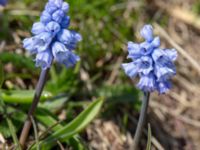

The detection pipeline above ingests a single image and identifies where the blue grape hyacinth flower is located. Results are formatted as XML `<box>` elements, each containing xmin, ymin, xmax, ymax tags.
<box><xmin>0</xmin><ymin>0</ymin><xmax>7</xmax><ymax>6</ymax></box>
<box><xmin>122</xmin><ymin>25</ymin><xmax>177</xmax><ymax>94</ymax></box>
<box><xmin>23</xmin><ymin>0</ymin><xmax>82</xmax><ymax>70</ymax></box>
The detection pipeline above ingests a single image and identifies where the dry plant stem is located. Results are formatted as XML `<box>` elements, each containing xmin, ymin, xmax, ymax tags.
<box><xmin>19</xmin><ymin>68</ymin><xmax>50</xmax><ymax>148</ymax></box>
<box><xmin>133</xmin><ymin>92</ymin><xmax>150</xmax><ymax>150</ymax></box>
<box><xmin>154</xmin><ymin>23</ymin><xmax>200</xmax><ymax>75</ymax></box>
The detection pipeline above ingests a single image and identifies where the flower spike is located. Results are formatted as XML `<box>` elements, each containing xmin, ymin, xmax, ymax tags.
<box><xmin>122</xmin><ymin>24</ymin><xmax>177</xmax><ymax>94</ymax></box>
<box><xmin>23</xmin><ymin>0</ymin><xmax>81</xmax><ymax>70</ymax></box>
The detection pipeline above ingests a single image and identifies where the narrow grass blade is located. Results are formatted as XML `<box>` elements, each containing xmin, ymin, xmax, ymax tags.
<box><xmin>0</xmin><ymin>61</ymin><xmax>4</xmax><ymax>88</ymax></box>
<box><xmin>30</xmin><ymin>117</ymin><xmax>40</xmax><ymax>150</ymax></box>
<box><xmin>6</xmin><ymin>115</ymin><xmax>22</xmax><ymax>150</ymax></box>
<box><xmin>146</xmin><ymin>123</ymin><xmax>152</xmax><ymax>150</ymax></box>
<box><xmin>0</xmin><ymin>97</ymin><xmax>21</xmax><ymax>150</ymax></box>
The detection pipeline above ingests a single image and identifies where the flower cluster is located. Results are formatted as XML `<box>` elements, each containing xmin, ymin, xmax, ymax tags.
<box><xmin>122</xmin><ymin>25</ymin><xmax>177</xmax><ymax>94</ymax></box>
<box><xmin>0</xmin><ymin>0</ymin><xmax>7</xmax><ymax>6</ymax></box>
<box><xmin>23</xmin><ymin>0</ymin><xmax>82</xmax><ymax>70</ymax></box>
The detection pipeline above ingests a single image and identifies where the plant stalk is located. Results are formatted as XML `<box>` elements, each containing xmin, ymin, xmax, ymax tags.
<box><xmin>19</xmin><ymin>68</ymin><xmax>50</xmax><ymax>148</ymax></box>
<box><xmin>133</xmin><ymin>92</ymin><xmax>150</xmax><ymax>149</ymax></box>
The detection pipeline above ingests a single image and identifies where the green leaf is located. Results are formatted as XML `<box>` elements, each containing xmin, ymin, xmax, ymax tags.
<box><xmin>33</xmin><ymin>97</ymin><xmax>104</xmax><ymax>149</ymax></box>
<box><xmin>48</xmin><ymin>97</ymin><xmax>104</xmax><ymax>141</ymax></box>
<box><xmin>68</xmin><ymin>136</ymin><xmax>88</xmax><ymax>150</ymax></box>
<box><xmin>39</xmin><ymin>96</ymin><xmax>68</xmax><ymax>113</ymax></box>
<box><xmin>146</xmin><ymin>123</ymin><xmax>152</xmax><ymax>150</ymax></box>
<box><xmin>0</xmin><ymin>62</ymin><xmax>4</xmax><ymax>88</ymax></box>
<box><xmin>1</xmin><ymin>90</ymin><xmax>52</xmax><ymax>104</ymax></box>
<box><xmin>34</xmin><ymin>108</ymin><xmax>87</xmax><ymax>150</ymax></box>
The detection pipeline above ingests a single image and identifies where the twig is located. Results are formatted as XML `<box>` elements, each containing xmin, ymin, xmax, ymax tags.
<box><xmin>8</xmin><ymin>10</ymin><xmax>40</xmax><ymax>16</ymax></box>
<box><xmin>155</xmin><ymin>1</ymin><xmax>200</xmax><ymax>30</ymax></box>
<box><xmin>19</xmin><ymin>68</ymin><xmax>50</xmax><ymax>149</ymax></box>
<box><xmin>150</xmin><ymin>101</ymin><xmax>200</xmax><ymax>128</ymax></box>
<box><xmin>132</xmin><ymin>92</ymin><xmax>150</xmax><ymax>149</ymax></box>
<box><xmin>169</xmin><ymin>92</ymin><xmax>197</xmax><ymax>108</ymax></box>
<box><xmin>154</xmin><ymin>23</ymin><xmax>200</xmax><ymax>75</ymax></box>
<box><xmin>110</xmin><ymin>1</ymin><xmax>142</xmax><ymax>11</ymax></box>
<box><xmin>107</xmin><ymin>56</ymin><xmax>124</xmax><ymax>85</ymax></box>
<box><xmin>174</xmin><ymin>75</ymin><xmax>200</xmax><ymax>95</ymax></box>
<box><xmin>38</xmin><ymin>120</ymin><xmax>63</xmax><ymax>140</ymax></box>
<box><xmin>57</xmin><ymin>141</ymin><xmax>65</xmax><ymax>150</ymax></box>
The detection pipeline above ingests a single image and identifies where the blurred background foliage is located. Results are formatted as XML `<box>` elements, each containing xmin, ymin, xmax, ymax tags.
<box><xmin>1</xmin><ymin>0</ymin><xmax>200</xmax><ymax>149</ymax></box>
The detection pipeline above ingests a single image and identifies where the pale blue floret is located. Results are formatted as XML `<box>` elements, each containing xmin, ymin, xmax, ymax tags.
<box><xmin>46</xmin><ymin>21</ymin><xmax>61</xmax><ymax>35</ymax></box>
<box><xmin>156</xmin><ymin>81</ymin><xmax>172</xmax><ymax>94</ymax></box>
<box><xmin>140</xmin><ymin>24</ymin><xmax>154</xmax><ymax>42</ymax></box>
<box><xmin>152</xmin><ymin>49</ymin><xmax>176</xmax><ymax>81</ymax></box>
<box><xmin>55</xmin><ymin>51</ymin><xmax>80</xmax><ymax>68</ymax></box>
<box><xmin>164</xmin><ymin>49</ymin><xmax>177</xmax><ymax>61</ymax></box>
<box><xmin>127</xmin><ymin>42</ymin><xmax>141</xmax><ymax>59</ymax></box>
<box><xmin>57</xmin><ymin>29</ymin><xmax>82</xmax><ymax>50</ymax></box>
<box><xmin>122</xmin><ymin>56</ymin><xmax>153</xmax><ymax>78</ymax></box>
<box><xmin>23</xmin><ymin>38</ymin><xmax>38</xmax><ymax>54</ymax></box>
<box><xmin>136</xmin><ymin>56</ymin><xmax>153</xmax><ymax>75</ymax></box>
<box><xmin>40</xmin><ymin>11</ymin><xmax>52</xmax><ymax>24</ymax></box>
<box><xmin>122</xmin><ymin>24</ymin><xmax>177</xmax><ymax>94</ymax></box>
<box><xmin>23</xmin><ymin>0</ymin><xmax>81</xmax><ymax>70</ymax></box>
<box><xmin>121</xmin><ymin>62</ymin><xmax>138</xmax><ymax>78</ymax></box>
<box><xmin>35</xmin><ymin>50</ymin><xmax>53</xmax><ymax>70</ymax></box>
<box><xmin>61</xmin><ymin>2</ymin><xmax>69</xmax><ymax>12</ymax></box>
<box><xmin>60</xmin><ymin>16</ymin><xmax>70</xmax><ymax>28</ymax></box>
<box><xmin>31</xmin><ymin>22</ymin><xmax>46</xmax><ymax>35</ymax></box>
<box><xmin>52</xmin><ymin>10</ymin><xmax>65</xmax><ymax>23</ymax></box>
<box><xmin>33</xmin><ymin>32</ymin><xmax>53</xmax><ymax>51</ymax></box>
<box><xmin>52</xmin><ymin>42</ymin><xmax>80</xmax><ymax>68</ymax></box>
<box><xmin>137</xmin><ymin>73</ymin><xmax>156</xmax><ymax>92</ymax></box>
<box><xmin>50</xmin><ymin>0</ymin><xmax>62</xmax><ymax>8</ymax></box>
<box><xmin>127</xmin><ymin>37</ymin><xmax>160</xmax><ymax>59</ymax></box>
<box><xmin>45</xmin><ymin>3</ymin><xmax>58</xmax><ymax>14</ymax></box>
